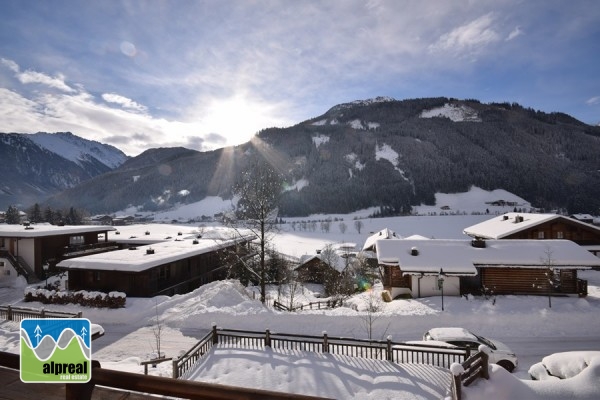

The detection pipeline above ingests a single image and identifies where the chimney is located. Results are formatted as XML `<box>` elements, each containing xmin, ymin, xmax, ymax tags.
<box><xmin>410</xmin><ymin>247</ymin><xmax>419</xmax><ymax>256</ymax></box>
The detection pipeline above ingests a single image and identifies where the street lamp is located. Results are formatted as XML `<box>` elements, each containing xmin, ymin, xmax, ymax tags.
<box><xmin>43</xmin><ymin>262</ymin><xmax>49</xmax><ymax>288</ymax></box>
<box><xmin>437</xmin><ymin>268</ymin><xmax>446</xmax><ymax>311</ymax></box>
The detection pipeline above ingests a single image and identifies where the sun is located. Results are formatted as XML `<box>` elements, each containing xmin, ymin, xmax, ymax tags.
<box><xmin>200</xmin><ymin>95</ymin><xmax>289</xmax><ymax>147</ymax></box>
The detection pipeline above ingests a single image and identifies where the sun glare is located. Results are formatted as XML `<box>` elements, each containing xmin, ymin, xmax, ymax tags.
<box><xmin>201</xmin><ymin>95</ymin><xmax>287</xmax><ymax>147</ymax></box>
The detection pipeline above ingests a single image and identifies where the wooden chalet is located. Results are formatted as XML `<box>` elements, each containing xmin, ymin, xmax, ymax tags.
<box><xmin>0</xmin><ymin>223</ymin><xmax>116</xmax><ymax>284</ymax></box>
<box><xmin>463</xmin><ymin>212</ymin><xmax>600</xmax><ymax>247</ymax></box>
<box><xmin>374</xmin><ymin>238</ymin><xmax>599</xmax><ymax>299</ymax></box>
<box><xmin>57</xmin><ymin>227</ymin><xmax>255</xmax><ymax>297</ymax></box>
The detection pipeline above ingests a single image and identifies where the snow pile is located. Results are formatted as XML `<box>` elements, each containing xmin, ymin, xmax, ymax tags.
<box><xmin>161</xmin><ymin>280</ymin><xmax>268</xmax><ymax>324</ymax></box>
<box><xmin>529</xmin><ymin>351</ymin><xmax>600</xmax><ymax>380</ymax></box>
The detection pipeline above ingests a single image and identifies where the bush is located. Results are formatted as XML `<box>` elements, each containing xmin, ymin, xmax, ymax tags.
<box><xmin>24</xmin><ymin>288</ymin><xmax>126</xmax><ymax>308</ymax></box>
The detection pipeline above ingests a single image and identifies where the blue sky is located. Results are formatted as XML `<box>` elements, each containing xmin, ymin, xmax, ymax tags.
<box><xmin>1</xmin><ymin>1</ymin><xmax>599</xmax><ymax>156</ymax></box>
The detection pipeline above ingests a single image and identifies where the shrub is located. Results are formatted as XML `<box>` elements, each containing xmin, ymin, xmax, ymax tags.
<box><xmin>23</xmin><ymin>288</ymin><xmax>126</xmax><ymax>308</ymax></box>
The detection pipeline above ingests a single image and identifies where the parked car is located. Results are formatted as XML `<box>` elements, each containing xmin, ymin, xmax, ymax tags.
<box><xmin>423</xmin><ymin>327</ymin><xmax>518</xmax><ymax>372</ymax></box>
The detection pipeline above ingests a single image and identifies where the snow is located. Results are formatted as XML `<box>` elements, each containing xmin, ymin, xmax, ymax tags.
<box><xmin>312</xmin><ymin>134</ymin><xmax>330</xmax><ymax>148</ymax></box>
<box><xmin>375</xmin><ymin>142</ymin><xmax>409</xmax><ymax>180</ymax></box>
<box><xmin>28</xmin><ymin>132</ymin><xmax>126</xmax><ymax>168</ymax></box>
<box><xmin>419</xmin><ymin>103</ymin><xmax>481</xmax><ymax>122</ymax></box>
<box><xmin>1</xmin><ymin>267</ymin><xmax>600</xmax><ymax>399</ymax></box>
<box><xmin>417</xmin><ymin>186</ymin><xmax>531</xmax><ymax>215</ymax></box>
<box><xmin>285</xmin><ymin>178</ymin><xmax>309</xmax><ymax>192</ymax></box>
<box><xmin>3</xmin><ymin>189</ymin><xmax>600</xmax><ymax>398</ymax></box>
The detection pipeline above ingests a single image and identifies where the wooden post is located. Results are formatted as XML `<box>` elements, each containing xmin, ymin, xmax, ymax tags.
<box><xmin>7</xmin><ymin>305</ymin><xmax>12</xmax><ymax>321</ymax></box>
<box><xmin>454</xmin><ymin>373</ymin><xmax>462</xmax><ymax>400</ymax></box>
<box><xmin>172</xmin><ymin>357</ymin><xmax>179</xmax><ymax>379</ymax></box>
<box><xmin>323</xmin><ymin>331</ymin><xmax>328</xmax><ymax>353</ymax></box>
<box><xmin>265</xmin><ymin>329</ymin><xmax>271</xmax><ymax>347</ymax></box>
<box><xmin>386</xmin><ymin>336</ymin><xmax>392</xmax><ymax>361</ymax></box>
<box><xmin>40</xmin><ymin>308</ymin><xmax>45</xmax><ymax>318</ymax></box>
<box><xmin>212</xmin><ymin>323</ymin><xmax>218</xmax><ymax>345</ymax></box>
<box><xmin>481</xmin><ymin>351</ymin><xmax>490</xmax><ymax>380</ymax></box>
<box><xmin>66</xmin><ymin>360</ymin><xmax>100</xmax><ymax>400</ymax></box>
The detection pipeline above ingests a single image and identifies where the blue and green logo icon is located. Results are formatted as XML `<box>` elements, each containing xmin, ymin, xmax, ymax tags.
<box><xmin>20</xmin><ymin>318</ymin><xmax>91</xmax><ymax>383</ymax></box>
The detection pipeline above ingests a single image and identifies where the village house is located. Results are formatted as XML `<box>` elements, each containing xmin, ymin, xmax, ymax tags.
<box><xmin>374</xmin><ymin>238</ymin><xmax>600</xmax><ymax>300</ymax></box>
<box><xmin>57</xmin><ymin>226</ymin><xmax>255</xmax><ymax>297</ymax></box>
<box><xmin>463</xmin><ymin>213</ymin><xmax>600</xmax><ymax>257</ymax></box>
<box><xmin>0</xmin><ymin>223</ymin><xmax>116</xmax><ymax>284</ymax></box>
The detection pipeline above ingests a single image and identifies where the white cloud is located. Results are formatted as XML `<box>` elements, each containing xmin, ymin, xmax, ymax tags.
<box><xmin>0</xmin><ymin>58</ymin><xmax>19</xmax><ymax>73</ymax></box>
<box><xmin>586</xmin><ymin>96</ymin><xmax>600</xmax><ymax>105</ymax></box>
<box><xmin>16</xmin><ymin>70</ymin><xmax>75</xmax><ymax>93</ymax></box>
<box><xmin>102</xmin><ymin>93</ymin><xmax>148</xmax><ymax>113</ymax></box>
<box><xmin>429</xmin><ymin>13</ymin><xmax>500</xmax><ymax>56</ymax></box>
<box><xmin>506</xmin><ymin>26</ymin><xmax>523</xmax><ymax>41</ymax></box>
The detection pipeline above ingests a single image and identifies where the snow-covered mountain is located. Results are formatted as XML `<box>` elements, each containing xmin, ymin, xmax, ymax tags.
<box><xmin>0</xmin><ymin>132</ymin><xmax>128</xmax><ymax>209</ymax></box>
<box><xmin>28</xmin><ymin>132</ymin><xmax>126</xmax><ymax>169</ymax></box>
<box><xmin>30</xmin><ymin>97</ymin><xmax>600</xmax><ymax>216</ymax></box>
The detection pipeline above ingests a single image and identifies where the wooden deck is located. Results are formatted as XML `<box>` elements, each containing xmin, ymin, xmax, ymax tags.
<box><xmin>0</xmin><ymin>366</ymin><xmax>161</xmax><ymax>400</ymax></box>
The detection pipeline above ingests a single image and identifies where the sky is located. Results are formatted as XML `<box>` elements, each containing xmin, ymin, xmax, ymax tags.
<box><xmin>1</xmin><ymin>1</ymin><xmax>599</xmax><ymax>156</ymax></box>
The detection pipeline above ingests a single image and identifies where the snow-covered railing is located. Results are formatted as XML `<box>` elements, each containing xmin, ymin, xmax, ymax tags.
<box><xmin>0</xmin><ymin>305</ymin><xmax>81</xmax><ymax>322</ymax></box>
<box><xmin>173</xmin><ymin>325</ymin><xmax>469</xmax><ymax>379</ymax></box>
<box><xmin>450</xmin><ymin>345</ymin><xmax>490</xmax><ymax>400</ymax></box>
<box><xmin>273</xmin><ymin>299</ymin><xmax>343</xmax><ymax>312</ymax></box>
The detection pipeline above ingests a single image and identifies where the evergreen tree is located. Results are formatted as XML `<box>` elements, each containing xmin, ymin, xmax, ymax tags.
<box><xmin>29</xmin><ymin>203</ymin><xmax>43</xmax><ymax>223</ymax></box>
<box><xmin>5</xmin><ymin>205</ymin><xmax>21</xmax><ymax>224</ymax></box>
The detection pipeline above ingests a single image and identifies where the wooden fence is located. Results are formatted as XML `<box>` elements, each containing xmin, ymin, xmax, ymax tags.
<box><xmin>0</xmin><ymin>305</ymin><xmax>82</xmax><ymax>322</ymax></box>
<box><xmin>273</xmin><ymin>299</ymin><xmax>344</xmax><ymax>312</ymax></box>
<box><xmin>451</xmin><ymin>350</ymin><xmax>490</xmax><ymax>400</ymax></box>
<box><xmin>173</xmin><ymin>325</ymin><xmax>468</xmax><ymax>379</ymax></box>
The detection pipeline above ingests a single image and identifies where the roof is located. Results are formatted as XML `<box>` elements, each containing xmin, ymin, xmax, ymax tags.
<box><xmin>58</xmin><ymin>226</ymin><xmax>255</xmax><ymax>272</ymax></box>
<box><xmin>463</xmin><ymin>212</ymin><xmax>600</xmax><ymax>239</ymax></box>
<box><xmin>104</xmin><ymin>224</ymin><xmax>245</xmax><ymax>245</ymax></box>
<box><xmin>0</xmin><ymin>223</ymin><xmax>115</xmax><ymax>238</ymax></box>
<box><xmin>362</xmin><ymin>228</ymin><xmax>400</xmax><ymax>251</ymax></box>
<box><xmin>375</xmin><ymin>239</ymin><xmax>600</xmax><ymax>276</ymax></box>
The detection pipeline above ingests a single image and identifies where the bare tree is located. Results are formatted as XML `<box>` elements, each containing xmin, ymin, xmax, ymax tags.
<box><xmin>150</xmin><ymin>300</ymin><xmax>163</xmax><ymax>360</ymax></box>
<box><xmin>233</xmin><ymin>159</ymin><xmax>283</xmax><ymax>303</ymax></box>
<box><xmin>339</xmin><ymin>222</ymin><xmax>347</xmax><ymax>234</ymax></box>
<box><xmin>354</xmin><ymin>220</ymin><xmax>364</xmax><ymax>234</ymax></box>
<box><xmin>359</xmin><ymin>290</ymin><xmax>389</xmax><ymax>340</ymax></box>
<box><xmin>539</xmin><ymin>247</ymin><xmax>560</xmax><ymax>308</ymax></box>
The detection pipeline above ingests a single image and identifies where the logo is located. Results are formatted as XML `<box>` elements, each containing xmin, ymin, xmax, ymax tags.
<box><xmin>20</xmin><ymin>318</ymin><xmax>91</xmax><ymax>383</ymax></box>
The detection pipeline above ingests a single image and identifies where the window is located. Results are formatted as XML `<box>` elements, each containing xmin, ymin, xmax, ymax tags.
<box><xmin>94</xmin><ymin>271</ymin><xmax>101</xmax><ymax>281</ymax></box>
<box><xmin>70</xmin><ymin>235</ymin><xmax>85</xmax><ymax>245</ymax></box>
<box><xmin>537</xmin><ymin>231</ymin><xmax>545</xmax><ymax>239</ymax></box>
<box><xmin>556</xmin><ymin>231</ymin><xmax>564</xmax><ymax>239</ymax></box>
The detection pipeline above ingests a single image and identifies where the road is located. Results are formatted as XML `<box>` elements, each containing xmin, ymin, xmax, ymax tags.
<box><xmin>506</xmin><ymin>336</ymin><xmax>600</xmax><ymax>378</ymax></box>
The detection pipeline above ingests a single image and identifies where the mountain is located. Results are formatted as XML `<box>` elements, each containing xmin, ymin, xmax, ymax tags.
<box><xmin>44</xmin><ymin>98</ymin><xmax>600</xmax><ymax>216</ymax></box>
<box><xmin>0</xmin><ymin>132</ymin><xmax>128</xmax><ymax>209</ymax></box>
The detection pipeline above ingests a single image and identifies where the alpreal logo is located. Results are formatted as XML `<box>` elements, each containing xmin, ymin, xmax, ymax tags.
<box><xmin>20</xmin><ymin>318</ymin><xmax>91</xmax><ymax>383</ymax></box>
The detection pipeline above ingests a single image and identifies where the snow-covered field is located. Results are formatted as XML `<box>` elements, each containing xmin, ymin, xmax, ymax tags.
<box><xmin>1</xmin><ymin>188</ymin><xmax>599</xmax><ymax>399</ymax></box>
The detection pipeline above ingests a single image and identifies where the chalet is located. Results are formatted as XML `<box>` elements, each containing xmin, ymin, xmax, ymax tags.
<box><xmin>295</xmin><ymin>243</ymin><xmax>361</xmax><ymax>284</ymax></box>
<box><xmin>57</xmin><ymin>227</ymin><xmax>255</xmax><ymax>297</ymax></box>
<box><xmin>0</xmin><ymin>223</ymin><xmax>116</xmax><ymax>284</ymax></box>
<box><xmin>374</xmin><ymin>238</ymin><xmax>599</xmax><ymax>299</ymax></box>
<box><xmin>463</xmin><ymin>212</ymin><xmax>600</xmax><ymax>245</ymax></box>
<box><xmin>362</xmin><ymin>228</ymin><xmax>400</xmax><ymax>252</ymax></box>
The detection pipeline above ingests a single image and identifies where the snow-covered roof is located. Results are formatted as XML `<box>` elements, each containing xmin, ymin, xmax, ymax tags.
<box><xmin>362</xmin><ymin>228</ymin><xmax>400</xmax><ymax>251</ymax></box>
<box><xmin>463</xmin><ymin>212</ymin><xmax>600</xmax><ymax>239</ymax></box>
<box><xmin>57</xmin><ymin>233</ymin><xmax>252</xmax><ymax>273</ymax></box>
<box><xmin>0</xmin><ymin>223</ymin><xmax>115</xmax><ymax>238</ymax></box>
<box><xmin>104</xmin><ymin>224</ymin><xmax>245</xmax><ymax>245</ymax></box>
<box><xmin>375</xmin><ymin>239</ymin><xmax>600</xmax><ymax>276</ymax></box>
